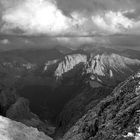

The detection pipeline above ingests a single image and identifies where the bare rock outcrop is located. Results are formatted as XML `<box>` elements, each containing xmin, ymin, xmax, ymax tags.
<box><xmin>55</xmin><ymin>54</ymin><xmax>87</xmax><ymax>78</ymax></box>
<box><xmin>87</xmin><ymin>53</ymin><xmax>140</xmax><ymax>86</ymax></box>
<box><xmin>0</xmin><ymin>115</ymin><xmax>52</xmax><ymax>140</ymax></box>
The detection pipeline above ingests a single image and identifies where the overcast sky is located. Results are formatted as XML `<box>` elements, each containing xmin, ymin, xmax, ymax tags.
<box><xmin>0</xmin><ymin>0</ymin><xmax>140</xmax><ymax>36</ymax></box>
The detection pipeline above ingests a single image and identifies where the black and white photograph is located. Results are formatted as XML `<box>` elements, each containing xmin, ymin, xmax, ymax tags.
<box><xmin>0</xmin><ymin>0</ymin><xmax>140</xmax><ymax>140</ymax></box>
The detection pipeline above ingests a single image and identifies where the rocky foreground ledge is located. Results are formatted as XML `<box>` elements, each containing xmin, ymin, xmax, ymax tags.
<box><xmin>0</xmin><ymin>115</ymin><xmax>52</xmax><ymax>140</ymax></box>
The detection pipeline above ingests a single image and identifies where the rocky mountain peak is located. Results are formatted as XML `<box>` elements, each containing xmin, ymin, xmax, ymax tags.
<box><xmin>55</xmin><ymin>54</ymin><xmax>87</xmax><ymax>78</ymax></box>
<box><xmin>86</xmin><ymin>53</ymin><xmax>140</xmax><ymax>86</ymax></box>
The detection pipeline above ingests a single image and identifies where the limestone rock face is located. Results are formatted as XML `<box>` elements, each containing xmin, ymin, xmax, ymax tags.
<box><xmin>63</xmin><ymin>71</ymin><xmax>140</xmax><ymax>140</ymax></box>
<box><xmin>0</xmin><ymin>115</ymin><xmax>52</xmax><ymax>140</ymax></box>
<box><xmin>55</xmin><ymin>54</ymin><xmax>87</xmax><ymax>78</ymax></box>
<box><xmin>87</xmin><ymin>53</ymin><xmax>140</xmax><ymax>86</ymax></box>
<box><xmin>52</xmin><ymin>52</ymin><xmax>140</xmax><ymax>87</ymax></box>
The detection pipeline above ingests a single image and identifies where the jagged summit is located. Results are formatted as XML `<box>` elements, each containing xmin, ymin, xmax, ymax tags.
<box><xmin>52</xmin><ymin>52</ymin><xmax>140</xmax><ymax>87</ymax></box>
<box><xmin>87</xmin><ymin>53</ymin><xmax>140</xmax><ymax>86</ymax></box>
<box><xmin>54</xmin><ymin>54</ymin><xmax>87</xmax><ymax>78</ymax></box>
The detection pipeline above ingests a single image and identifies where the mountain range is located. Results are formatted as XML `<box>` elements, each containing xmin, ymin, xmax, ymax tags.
<box><xmin>0</xmin><ymin>46</ymin><xmax>139</xmax><ymax>139</ymax></box>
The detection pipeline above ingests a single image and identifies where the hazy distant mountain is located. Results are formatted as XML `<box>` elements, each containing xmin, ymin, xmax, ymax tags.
<box><xmin>121</xmin><ymin>49</ymin><xmax>140</xmax><ymax>59</ymax></box>
<box><xmin>0</xmin><ymin>35</ymin><xmax>72</xmax><ymax>54</ymax></box>
<box><xmin>0</xmin><ymin>48</ymin><xmax>63</xmax><ymax>63</ymax></box>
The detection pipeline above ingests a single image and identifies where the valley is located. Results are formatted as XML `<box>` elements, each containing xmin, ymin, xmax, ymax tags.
<box><xmin>0</xmin><ymin>47</ymin><xmax>139</xmax><ymax>139</ymax></box>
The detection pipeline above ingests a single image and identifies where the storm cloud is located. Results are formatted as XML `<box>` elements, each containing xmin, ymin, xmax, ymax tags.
<box><xmin>0</xmin><ymin>0</ymin><xmax>140</xmax><ymax>35</ymax></box>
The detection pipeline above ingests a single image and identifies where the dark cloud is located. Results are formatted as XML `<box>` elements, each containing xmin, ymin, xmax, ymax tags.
<box><xmin>56</xmin><ymin>0</ymin><xmax>133</xmax><ymax>15</ymax></box>
<box><xmin>1</xmin><ymin>0</ymin><xmax>140</xmax><ymax>18</ymax></box>
<box><xmin>124</xmin><ymin>9</ymin><xmax>140</xmax><ymax>21</ymax></box>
